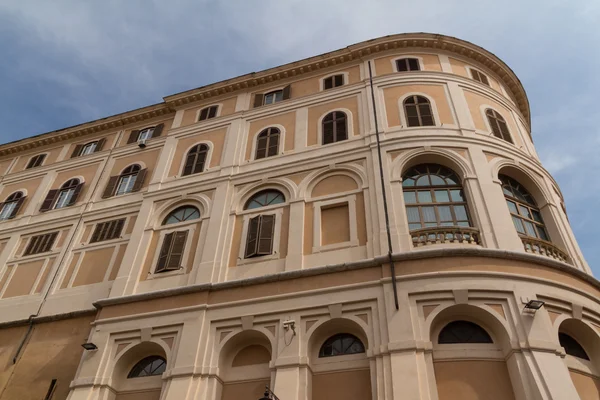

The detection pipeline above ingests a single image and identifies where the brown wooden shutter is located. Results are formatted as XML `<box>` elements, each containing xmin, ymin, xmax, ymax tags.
<box><xmin>39</xmin><ymin>190</ymin><xmax>58</xmax><ymax>212</ymax></box>
<box><xmin>95</xmin><ymin>138</ymin><xmax>106</xmax><ymax>152</ymax></box>
<box><xmin>67</xmin><ymin>183</ymin><xmax>84</xmax><ymax>206</ymax></box>
<box><xmin>127</xmin><ymin>130</ymin><xmax>139</xmax><ymax>144</ymax></box>
<box><xmin>151</xmin><ymin>123</ymin><xmax>164</xmax><ymax>138</ymax></box>
<box><xmin>8</xmin><ymin>196</ymin><xmax>26</xmax><ymax>219</ymax></box>
<box><xmin>102</xmin><ymin>176</ymin><xmax>119</xmax><ymax>199</ymax></box>
<box><xmin>199</xmin><ymin>108</ymin><xmax>208</xmax><ymax>121</ymax></box>
<box><xmin>166</xmin><ymin>231</ymin><xmax>187</xmax><ymax>271</ymax></box>
<box><xmin>324</xmin><ymin>77</ymin><xmax>333</xmax><ymax>90</ymax></box>
<box><xmin>267</xmin><ymin>132</ymin><xmax>279</xmax><ymax>157</ymax></box>
<box><xmin>255</xmin><ymin>134</ymin><xmax>268</xmax><ymax>159</ymax></box>
<box><xmin>245</xmin><ymin>216</ymin><xmax>260</xmax><ymax>258</ymax></box>
<box><xmin>156</xmin><ymin>232</ymin><xmax>174</xmax><ymax>272</ymax></box>
<box><xmin>257</xmin><ymin>214</ymin><xmax>275</xmax><ymax>255</ymax></box>
<box><xmin>253</xmin><ymin>94</ymin><xmax>264</xmax><ymax>108</ymax></box>
<box><xmin>71</xmin><ymin>145</ymin><xmax>83</xmax><ymax>158</ymax></box>
<box><xmin>282</xmin><ymin>85</ymin><xmax>291</xmax><ymax>100</ymax></box>
<box><xmin>131</xmin><ymin>169</ymin><xmax>147</xmax><ymax>192</ymax></box>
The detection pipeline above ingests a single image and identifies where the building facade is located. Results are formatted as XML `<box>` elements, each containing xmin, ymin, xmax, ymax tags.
<box><xmin>0</xmin><ymin>33</ymin><xmax>597</xmax><ymax>400</ymax></box>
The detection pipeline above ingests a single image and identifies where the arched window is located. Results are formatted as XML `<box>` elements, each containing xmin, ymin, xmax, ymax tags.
<box><xmin>155</xmin><ymin>206</ymin><xmax>200</xmax><ymax>273</ymax></box>
<box><xmin>243</xmin><ymin>190</ymin><xmax>285</xmax><ymax>258</ymax></box>
<box><xmin>244</xmin><ymin>190</ymin><xmax>285</xmax><ymax>210</ymax></box>
<box><xmin>438</xmin><ymin>321</ymin><xmax>493</xmax><ymax>344</ymax></box>
<box><xmin>319</xmin><ymin>333</ymin><xmax>365</xmax><ymax>357</ymax></box>
<box><xmin>322</xmin><ymin>111</ymin><xmax>348</xmax><ymax>145</ymax></box>
<box><xmin>396</xmin><ymin>58</ymin><xmax>420</xmax><ymax>72</ymax></box>
<box><xmin>26</xmin><ymin>154</ymin><xmax>46</xmax><ymax>169</ymax></box>
<box><xmin>137</xmin><ymin>127</ymin><xmax>155</xmax><ymax>141</ymax></box>
<box><xmin>162</xmin><ymin>206</ymin><xmax>200</xmax><ymax>225</ymax></box>
<box><xmin>72</xmin><ymin>139</ymin><xmax>105</xmax><ymax>158</ymax></box>
<box><xmin>500</xmin><ymin>175</ymin><xmax>549</xmax><ymax>241</ymax></box>
<box><xmin>182</xmin><ymin>144</ymin><xmax>209</xmax><ymax>176</ymax></box>
<box><xmin>0</xmin><ymin>192</ymin><xmax>25</xmax><ymax>220</ymax></box>
<box><xmin>402</xmin><ymin>164</ymin><xmax>471</xmax><ymax>230</ymax></box>
<box><xmin>54</xmin><ymin>179</ymin><xmax>82</xmax><ymax>209</ymax></box>
<box><xmin>255</xmin><ymin>128</ymin><xmax>280</xmax><ymax>160</ymax></box>
<box><xmin>127</xmin><ymin>356</ymin><xmax>166</xmax><ymax>378</ymax></box>
<box><xmin>404</xmin><ymin>95</ymin><xmax>435</xmax><ymax>127</ymax></box>
<box><xmin>486</xmin><ymin>109</ymin><xmax>513</xmax><ymax>143</ymax></box>
<box><xmin>198</xmin><ymin>105</ymin><xmax>218</xmax><ymax>121</ymax></box>
<box><xmin>116</xmin><ymin>164</ymin><xmax>142</xmax><ymax>196</ymax></box>
<box><xmin>470</xmin><ymin>69</ymin><xmax>490</xmax><ymax>86</ymax></box>
<box><xmin>559</xmin><ymin>333</ymin><xmax>590</xmax><ymax>360</ymax></box>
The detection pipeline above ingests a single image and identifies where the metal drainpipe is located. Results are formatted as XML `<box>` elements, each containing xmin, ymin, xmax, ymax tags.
<box><xmin>368</xmin><ymin>61</ymin><xmax>399</xmax><ymax>310</ymax></box>
<box><xmin>11</xmin><ymin>131</ymin><xmax>123</xmax><ymax>364</ymax></box>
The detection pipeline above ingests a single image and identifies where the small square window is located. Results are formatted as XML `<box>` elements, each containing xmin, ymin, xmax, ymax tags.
<box><xmin>264</xmin><ymin>90</ymin><xmax>284</xmax><ymax>105</ymax></box>
<box><xmin>198</xmin><ymin>105</ymin><xmax>218</xmax><ymax>121</ymax></box>
<box><xmin>323</xmin><ymin>74</ymin><xmax>344</xmax><ymax>90</ymax></box>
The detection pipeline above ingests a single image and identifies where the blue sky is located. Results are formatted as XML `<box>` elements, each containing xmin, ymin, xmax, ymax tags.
<box><xmin>0</xmin><ymin>1</ymin><xmax>598</xmax><ymax>272</ymax></box>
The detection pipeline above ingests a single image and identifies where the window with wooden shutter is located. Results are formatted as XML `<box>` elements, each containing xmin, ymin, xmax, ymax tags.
<box><xmin>39</xmin><ymin>189</ymin><xmax>58</xmax><ymax>212</ymax></box>
<box><xmin>127</xmin><ymin>129</ymin><xmax>140</xmax><ymax>144</ymax></box>
<box><xmin>403</xmin><ymin>95</ymin><xmax>435</xmax><ymax>127</ymax></box>
<box><xmin>102</xmin><ymin>176</ymin><xmax>119</xmax><ymax>199</ymax></box>
<box><xmin>71</xmin><ymin>145</ymin><xmax>83</xmax><ymax>158</ymax></box>
<box><xmin>151</xmin><ymin>123</ymin><xmax>164</xmax><ymax>138</ymax></box>
<box><xmin>323</xmin><ymin>74</ymin><xmax>344</xmax><ymax>90</ymax></box>
<box><xmin>282</xmin><ymin>85</ymin><xmax>291</xmax><ymax>100</ymax></box>
<box><xmin>24</xmin><ymin>232</ymin><xmax>58</xmax><ymax>256</ymax></box>
<box><xmin>182</xmin><ymin>144</ymin><xmax>209</xmax><ymax>176</ymax></box>
<box><xmin>90</xmin><ymin>218</ymin><xmax>125</xmax><ymax>243</ymax></box>
<box><xmin>0</xmin><ymin>192</ymin><xmax>25</xmax><ymax>220</ymax></box>
<box><xmin>244</xmin><ymin>214</ymin><xmax>275</xmax><ymax>258</ymax></box>
<box><xmin>322</xmin><ymin>111</ymin><xmax>348</xmax><ymax>145</ymax></box>
<box><xmin>53</xmin><ymin>179</ymin><xmax>82</xmax><ymax>209</ymax></box>
<box><xmin>198</xmin><ymin>106</ymin><xmax>218</xmax><ymax>121</ymax></box>
<box><xmin>471</xmin><ymin>69</ymin><xmax>490</xmax><ymax>86</ymax></box>
<box><xmin>155</xmin><ymin>231</ymin><xmax>188</xmax><ymax>273</ymax></box>
<box><xmin>115</xmin><ymin>165</ymin><xmax>143</xmax><ymax>195</ymax></box>
<box><xmin>253</xmin><ymin>93</ymin><xmax>265</xmax><ymax>108</ymax></box>
<box><xmin>26</xmin><ymin>154</ymin><xmax>46</xmax><ymax>169</ymax></box>
<box><xmin>263</xmin><ymin>90</ymin><xmax>284</xmax><ymax>105</ymax></box>
<box><xmin>396</xmin><ymin>58</ymin><xmax>420</xmax><ymax>72</ymax></box>
<box><xmin>255</xmin><ymin>128</ymin><xmax>280</xmax><ymax>160</ymax></box>
<box><xmin>485</xmin><ymin>109</ymin><xmax>513</xmax><ymax>143</ymax></box>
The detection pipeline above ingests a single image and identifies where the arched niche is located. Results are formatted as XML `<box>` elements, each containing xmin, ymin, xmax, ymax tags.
<box><xmin>558</xmin><ymin>319</ymin><xmax>600</xmax><ymax>399</ymax></box>
<box><xmin>111</xmin><ymin>341</ymin><xmax>167</xmax><ymax>400</ymax></box>
<box><xmin>307</xmin><ymin>318</ymin><xmax>372</xmax><ymax>400</ymax></box>
<box><xmin>429</xmin><ymin>304</ymin><xmax>517</xmax><ymax>400</ymax></box>
<box><xmin>218</xmin><ymin>330</ymin><xmax>273</xmax><ymax>400</ymax></box>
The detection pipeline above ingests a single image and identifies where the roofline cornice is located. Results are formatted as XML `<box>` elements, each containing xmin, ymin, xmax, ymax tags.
<box><xmin>0</xmin><ymin>32</ymin><xmax>530</xmax><ymax>157</ymax></box>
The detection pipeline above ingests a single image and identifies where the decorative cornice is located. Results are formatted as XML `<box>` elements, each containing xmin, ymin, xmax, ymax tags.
<box><xmin>0</xmin><ymin>33</ymin><xmax>531</xmax><ymax>158</ymax></box>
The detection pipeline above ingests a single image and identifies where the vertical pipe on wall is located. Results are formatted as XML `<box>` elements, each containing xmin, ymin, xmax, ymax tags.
<box><xmin>367</xmin><ymin>61</ymin><xmax>399</xmax><ymax>310</ymax></box>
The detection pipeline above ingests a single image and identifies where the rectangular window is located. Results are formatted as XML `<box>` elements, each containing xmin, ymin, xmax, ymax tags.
<box><xmin>24</xmin><ymin>232</ymin><xmax>58</xmax><ymax>256</ymax></box>
<box><xmin>80</xmin><ymin>142</ymin><xmax>97</xmax><ymax>156</ymax></box>
<box><xmin>198</xmin><ymin>105</ymin><xmax>218</xmax><ymax>121</ymax></box>
<box><xmin>90</xmin><ymin>219</ymin><xmax>125</xmax><ymax>243</ymax></box>
<box><xmin>54</xmin><ymin>189</ymin><xmax>75</xmax><ymax>209</ymax></box>
<box><xmin>244</xmin><ymin>214</ymin><xmax>275</xmax><ymax>258</ymax></box>
<box><xmin>26</xmin><ymin>154</ymin><xmax>45</xmax><ymax>169</ymax></box>
<box><xmin>264</xmin><ymin>90</ymin><xmax>284</xmax><ymax>105</ymax></box>
<box><xmin>155</xmin><ymin>231</ymin><xmax>188</xmax><ymax>273</ymax></box>
<box><xmin>323</xmin><ymin>74</ymin><xmax>344</xmax><ymax>90</ymax></box>
<box><xmin>116</xmin><ymin>174</ymin><xmax>137</xmax><ymax>196</ymax></box>
<box><xmin>396</xmin><ymin>58</ymin><xmax>420</xmax><ymax>72</ymax></box>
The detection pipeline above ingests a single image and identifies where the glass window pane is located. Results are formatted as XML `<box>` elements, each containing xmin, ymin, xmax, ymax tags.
<box><xmin>402</xmin><ymin>178</ymin><xmax>415</xmax><ymax>187</ymax></box>
<box><xmin>537</xmin><ymin>226</ymin><xmax>550</xmax><ymax>241</ymax></box>
<box><xmin>422</xmin><ymin>206</ymin><xmax>436</xmax><ymax>222</ymax></box>
<box><xmin>438</xmin><ymin>206</ymin><xmax>452</xmax><ymax>222</ymax></box>
<box><xmin>450</xmin><ymin>189</ymin><xmax>464</xmax><ymax>202</ymax></box>
<box><xmin>429</xmin><ymin>175</ymin><xmax>445</xmax><ymax>185</ymax></box>
<box><xmin>511</xmin><ymin>216</ymin><xmax>526</xmax><ymax>234</ymax></box>
<box><xmin>518</xmin><ymin>205</ymin><xmax>532</xmax><ymax>219</ymax></box>
<box><xmin>454</xmin><ymin>205</ymin><xmax>468</xmax><ymax>221</ymax></box>
<box><xmin>406</xmin><ymin>106</ymin><xmax>418</xmax><ymax>117</ymax></box>
<box><xmin>506</xmin><ymin>200</ymin><xmax>518</xmax><ymax>214</ymax></box>
<box><xmin>403</xmin><ymin>191</ymin><xmax>417</xmax><ymax>204</ymax></box>
<box><xmin>424</xmin><ymin>222</ymin><xmax>437</xmax><ymax>227</ymax></box>
<box><xmin>406</xmin><ymin>207</ymin><xmax>420</xmax><ymax>223</ymax></box>
<box><xmin>457</xmin><ymin>221</ymin><xmax>470</xmax><ymax>227</ymax></box>
<box><xmin>409</xmin><ymin>223</ymin><xmax>422</xmax><ymax>230</ymax></box>
<box><xmin>532</xmin><ymin>210</ymin><xmax>543</xmax><ymax>223</ymax></box>
<box><xmin>434</xmin><ymin>190</ymin><xmax>450</xmax><ymax>202</ymax></box>
<box><xmin>416</xmin><ymin>176</ymin><xmax>430</xmax><ymax>186</ymax></box>
<box><xmin>502</xmin><ymin>187</ymin><xmax>513</xmax><ymax>197</ymax></box>
<box><xmin>417</xmin><ymin>191</ymin><xmax>432</xmax><ymax>203</ymax></box>
<box><xmin>524</xmin><ymin>220</ymin><xmax>537</xmax><ymax>237</ymax></box>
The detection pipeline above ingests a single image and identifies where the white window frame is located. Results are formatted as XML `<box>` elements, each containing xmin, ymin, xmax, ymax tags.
<box><xmin>316</xmin><ymin>108</ymin><xmax>355</xmax><ymax>146</ymax></box>
<box><xmin>137</xmin><ymin>127</ymin><xmax>155</xmax><ymax>141</ymax></box>
<box><xmin>312</xmin><ymin>194</ymin><xmax>359</xmax><ymax>253</ymax></box>
<box><xmin>0</xmin><ymin>202</ymin><xmax>17</xmax><ymax>220</ymax></box>
<box><xmin>263</xmin><ymin>90</ymin><xmax>284</xmax><ymax>105</ymax></box>
<box><xmin>115</xmin><ymin>173</ymin><xmax>138</xmax><ymax>196</ymax></box>
<box><xmin>80</xmin><ymin>141</ymin><xmax>98</xmax><ymax>156</ymax></box>
<box><xmin>176</xmin><ymin>141</ymin><xmax>213</xmax><ymax>177</ymax></box>
<box><xmin>250</xmin><ymin>125</ymin><xmax>286</xmax><ymax>161</ymax></box>
<box><xmin>479</xmin><ymin>104</ymin><xmax>515</xmax><ymax>143</ymax></box>
<box><xmin>237</xmin><ymin>207</ymin><xmax>284</xmax><ymax>265</ymax></box>
<box><xmin>54</xmin><ymin>187</ymin><xmax>76</xmax><ymax>209</ymax></box>
<box><xmin>320</xmin><ymin>72</ymin><xmax>349</xmax><ymax>91</ymax></box>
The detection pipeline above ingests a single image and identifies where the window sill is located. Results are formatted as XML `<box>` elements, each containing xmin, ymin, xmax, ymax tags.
<box><xmin>236</xmin><ymin>252</ymin><xmax>279</xmax><ymax>266</ymax></box>
<box><xmin>312</xmin><ymin>239</ymin><xmax>359</xmax><ymax>254</ymax></box>
<box><xmin>146</xmin><ymin>267</ymin><xmax>185</xmax><ymax>280</ymax></box>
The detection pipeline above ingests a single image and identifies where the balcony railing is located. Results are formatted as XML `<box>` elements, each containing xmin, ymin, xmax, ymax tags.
<box><xmin>520</xmin><ymin>236</ymin><xmax>570</xmax><ymax>263</ymax></box>
<box><xmin>411</xmin><ymin>226</ymin><xmax>481</xmax><ymax>247</ymax></box>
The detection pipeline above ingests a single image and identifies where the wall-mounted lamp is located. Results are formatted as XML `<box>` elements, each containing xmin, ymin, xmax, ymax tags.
<box><xmin>524</xmin><ymin>300</ymin><xmax>545</xmax><ymax>311</ymax></box>
<box><xmin>81</xmin><ymin>342</ymin><xmax>98</xmax><ymax>351</ymax></box>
